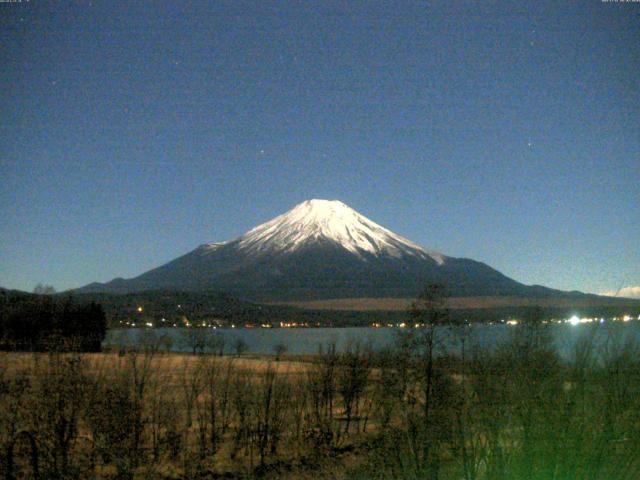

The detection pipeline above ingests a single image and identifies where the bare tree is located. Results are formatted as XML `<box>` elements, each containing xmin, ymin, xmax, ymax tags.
<box><xmin>194</xmin><ymin>356</ymin><xmax>235</xmax><ymax>459</ymax></box>
<box><xmin>31</xmin><ymin>354</ymin><xmax>88</xmax><ymax>478</ymax></box>
<box><xmin>305</xmin><ymin>342</ymin><xmax>339</xmax><ymax>449</ymax></box>
<box><xmin>179</xmin><ymin>328</ymin><xmax>207</xmax><ymax>355</ymax></box>
<box><xmin>230</xmin><ymin>369</ymin><xmax>252</xmax><ymax>461</ymax></box>
<box><xmin>336</xmin><ymin>340</ymin><xmax>371</xmax><ymax>436</ymax></box>
<box><xmin>251</xmin><ymin>364</ymin><xmax>291</xmax><ymax>466</ymax></box>
<box><xmin>400</xmin><ymin>284</ymin><xmax>456</xmax><ymax>477</ymax></box>
<box><xmin>273</xmin><ymin>342</ymin><xmax>287</xmax><ymax>361</ymax></box>
<box><xmin>234</xmin><ymin>338</ymin><xmax>248</xmax><ymax>357</ymax></box>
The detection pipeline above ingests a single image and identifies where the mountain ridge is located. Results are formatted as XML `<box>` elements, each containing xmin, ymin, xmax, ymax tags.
<box><xmin>74</xmin><ymin>199</ymin><xmax>606</xmax><ymax>302</ymax></box>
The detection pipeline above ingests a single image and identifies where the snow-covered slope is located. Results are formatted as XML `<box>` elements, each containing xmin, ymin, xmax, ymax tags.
<box><xmin>235</xmin><ymin>199</ymin><xmax>445</xmax><ymax>263</ymax></box>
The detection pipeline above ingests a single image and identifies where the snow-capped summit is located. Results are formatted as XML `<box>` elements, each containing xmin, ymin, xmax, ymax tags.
<box><xmin>236</xmin><ymin>199</ymin><xmax>445</xmax><ymax>264</ymax></box>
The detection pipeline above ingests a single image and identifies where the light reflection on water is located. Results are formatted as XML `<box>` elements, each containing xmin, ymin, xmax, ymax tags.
<box><xmin>105</xmin><ymin>322</ymin><xmax>640</xmax><ymax>359</ymax></box>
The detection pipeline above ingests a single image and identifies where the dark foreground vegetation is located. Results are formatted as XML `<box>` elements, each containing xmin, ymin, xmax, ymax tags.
<box><xmin>0</xmin><ymin>290</ymin><xmax>106</xmax><ymax>352</ymax></box>
<box><xmin>1</xmin><ymin>287</ymin><xmax>639</xmax><ymax>479</ymax></box>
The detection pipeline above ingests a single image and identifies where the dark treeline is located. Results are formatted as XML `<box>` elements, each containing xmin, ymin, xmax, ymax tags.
<box><xmin>76</xmin><ymin>289</ymin><xmax>394</xmax><ymax>328</ymax></box>
<box><xmin>74</xmin><ymin>289</ymin><xmax>639</xmax><ymax>329</ymax></box>
<box><xmin>1</xmin><ymin>286</ymin><xmax>639</xmax><ymax>479</ymax></box>
<box><xmin>0</xmin><ymin>290</ymin><xmax>107</xmax><ymax>352</ymax></box>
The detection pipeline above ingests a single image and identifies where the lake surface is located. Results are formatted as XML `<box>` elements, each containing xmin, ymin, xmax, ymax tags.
<box><xmin>105</xmin><ymin>321</ymin><xmax>640</xmax><ymax>359</ymax></box>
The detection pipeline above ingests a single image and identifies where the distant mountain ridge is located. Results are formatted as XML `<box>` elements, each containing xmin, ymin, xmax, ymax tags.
<box><xmin>75</xmin><ymin>199</ymin><xmax>603</xmax><ymax>302</ymax></box>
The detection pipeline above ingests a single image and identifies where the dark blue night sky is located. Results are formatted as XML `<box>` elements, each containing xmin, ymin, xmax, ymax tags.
<box><xmin>1</xmin><ymin>1</ymin><xmax>638</xmax><ymax>296</ymax></box>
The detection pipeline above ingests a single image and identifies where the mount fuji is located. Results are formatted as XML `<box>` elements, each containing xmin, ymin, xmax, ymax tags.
<box><xmin>76</xmin><ymin>199</ymin><xmax>581</xmax><ymax>301</ymax></box>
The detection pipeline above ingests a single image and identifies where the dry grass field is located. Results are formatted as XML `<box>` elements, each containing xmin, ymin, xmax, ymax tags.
<box><xmin>2</xmin><ymin>323</ymin><xmax>640</xmax><ymax>479</ymax></box>
<box><xmin>0</xmin><ymin>348</ymin><xmax>379</xmax><ymax>479</ymax></box>
<box><xmin>0</xmin><ymin>351</ymin><xmax>313</xmax><ymax>378</ymax></box>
